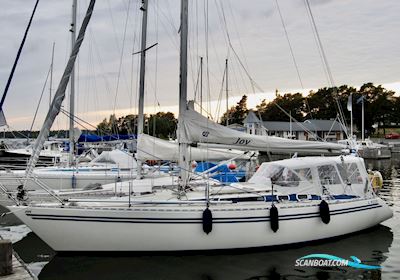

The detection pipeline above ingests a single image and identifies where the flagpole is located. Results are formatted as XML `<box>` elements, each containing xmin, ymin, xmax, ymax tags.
<box><xmin>361</xmin><ymin>96</ymin><xmax>364</xmax><ymax>141</ymax></box>
<box><xmin>347</xmin><ymin>93</ymin><xmax>353</xmax><ymax>139</ymax></box>
<box><xmin>350</xmin><ymin>101</ymin><xmax>353</xmax><ymax>138</ymax></box>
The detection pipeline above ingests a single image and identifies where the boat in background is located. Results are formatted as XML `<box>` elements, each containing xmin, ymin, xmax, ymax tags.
<box><xmin>2</xmin><ymin>140</ymin><xmax>66</xmax><ymax>163</ymax></box>
<box><xmin>0</xmin><ymin>149</ymin><xmax>139</xmax><ymax>191</ymax></box>
<box><xmin>357</xmin><ymin>139</ymin><xmax>391</xmax><ymax>159</ymax></box>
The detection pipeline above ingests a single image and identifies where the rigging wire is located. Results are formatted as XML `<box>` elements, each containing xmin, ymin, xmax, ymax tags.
<box><xmin>193</xmin><ymin>58</ymin><xmax>202</xmax><ymax>102</ymax></box>
<box><xmin>127</xmin><ymin>0</ymin><xmax>141</xmax><ymax>135</ymax></box>
<box><xmin>153</xmin><ymin>0</ymin><xmax>160</xmax><ymax>137</ymax></box>
<box><xmin>111</xmin><ymin>0</ymin><xmax>132</xmax><ymax>136</ymax></box>
<box><xmin>203</xmin><ymin>0</ymin><xmax>211</xmax><ymax>113</ymax></box>
<box><xmin>188</xmin><ymin>4</ymin><xmax>198</xmax><ymax>98</ymax></box>
<box><xmin>29</xmin><ymin>66</ymin><xmax>51</xmax><ymax>136</ymax></box>
<box><xmin>210</xmin><ymin>1</ymin><xmax>324</xmax><ymax>141</ymax></box>
<box><xmin>274</xmin><ymin>0</ymin><xmax>304</xmax><ymax>89</ymax></box>
<box><xmin>217</xmin><ymin>1</ymin><xmax>260</xmax><ymax>94</ymax></box>
<box><xmin>274</xmin><ymin>0</ymin><xmax>313</xmax><ymax>119</ymax></box>
<box><xmin>214</xmin><ymin>65</ymin><xmax>226</xmax><ymax>120</ymax></box>
<box><xmin>303</xmin><ymin>0</ymin><xmax>349</xmax><ymax>137</ymax></box>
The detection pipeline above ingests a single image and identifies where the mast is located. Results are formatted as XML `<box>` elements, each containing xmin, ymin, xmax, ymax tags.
<box><xmin>225</xmin><ymin>58</ymin><xmax>229</xmax><ymax>126</ymax></box>
<box><xmin>69</xmin><ymin>0</ymin><xmax>77</xmax><ymax>166</ymax></box>
<box><xmin>200</xmin><ymin>56</ymin><xmax>203</xmax><ymax>114</ymax></box>
<box><xmin>136</xmin><ymin>0</ymin><xmax>148</xmax><ymax>179</ymax></box>
<box><xmin>361</xmin><ymin>96</ymin><xmax>364</xmax><ymax>141</ymax></box>
<box><xmin>178</xmin><ymin>0</ymin><xmax>189</xmax><ymax>188</ymax></box>
<box><xmin>350</xmin><ymin>94</ymin><xmax>353</xmax><ymax>139</ymax></box>
<box><xmin>49</xmin><ymin>42</ymin><xmax>55</xmax><ymax>107</ymax></box>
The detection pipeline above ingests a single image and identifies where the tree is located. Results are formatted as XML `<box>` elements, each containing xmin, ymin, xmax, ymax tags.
<box><xmin>96</xmin><ymin>112</ymin><xmax>177</xmax><ymax>138</ymax></box>
<box><xmin>305</xmin><ymin>87</ymin><xmax>339</xmax><ymax>120</ymax></box>
<box><xmin>148</xmin><ymin>112</ymin><xmax>177</xmax><ymax>139</ymax></box>
<box><xmin>359</xmin><ymin>83</ymin><xmax>396</xmax><ymax>134</ymax></box>
<box><xmin>220</xmin><ymin>95</ymin><xmax>248</xmax><ymax>124</ymax></box>
<box><xmin>117</xmin><ymin>114</ymin><xmax>137</xmax><ymax>135</ymax></box>
<box><xmin>257</xmin><ymin>92</ymin><xmax>305</xmax><ymax>121</ymax></box>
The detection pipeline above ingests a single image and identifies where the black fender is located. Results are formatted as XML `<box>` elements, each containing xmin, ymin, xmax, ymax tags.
<box><xmin>270</xmin><ymin>204</ymin><xmax>279</xmax><ymax>232</ymax></box>
<box><xmin>202</xmin><ymin>208</ymin><xmax>213</xmax><ymax>234</ymax></box>
<box><xmin>319</xmin><ymin>200</ymin><xmax>330</xmax><ymax>224</ymax></box>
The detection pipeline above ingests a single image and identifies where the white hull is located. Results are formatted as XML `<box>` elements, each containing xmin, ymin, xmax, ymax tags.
<box><xmin>358</xmin><ymin>147</ymin><xmax>391</xmax><ymax>159</ymax></box>
<box><xmin>10</xmin><ymin>197</ymin><xmax>392</xmax><ymax>252</ymax></box>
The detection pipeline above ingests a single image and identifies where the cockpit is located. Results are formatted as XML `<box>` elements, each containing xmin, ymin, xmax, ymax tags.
<box><xmin>248</xmin><ymin>156</ymin><xmax>368</xmax><ymax>197</ymax></box>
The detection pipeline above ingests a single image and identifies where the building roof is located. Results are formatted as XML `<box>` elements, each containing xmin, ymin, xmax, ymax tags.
<box><xmin>228</xmin><ymin>123</ymin><xmax>246</xmax><ymax>132</ymax></box>
<box><xmin>262</xmin><ymin>121</ymin><xmax>304</xmax><ymax>132</ymax></box>
<box><xmin>303</xmin><ymin>119</ymin><xmax>344</xmax><ymax>132</ymax></box>
<box><xmin>243</xmin><ymin>110</ymin><xmax>262</xmax><ymax>124</ymax></box>
<box><xmin>260</xmin><ymin>119</ymin><xmax>344</xmax><ymax>132</ymax></box>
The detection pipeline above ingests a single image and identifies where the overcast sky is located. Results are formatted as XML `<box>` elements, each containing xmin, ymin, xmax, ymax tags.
<box><xmin>0</xmin><ymin>0</ymin><xmax>399</xmax><ymax>130</ymax></box>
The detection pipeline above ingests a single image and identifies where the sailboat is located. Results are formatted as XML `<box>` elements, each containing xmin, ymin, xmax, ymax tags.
<box><xmin>340</xmin><ymin>94</ymin><xmax>391</xmax><ymax>159</ymax></box>
<box><xmin>7</xmin><ymin>0</ymin><xmax>392</xmax><ymax>252</ymax></box>
<box><xmin>2</xmin><ymin>140</ymin><xmax>65</xmax><ymax>163</ymax></box>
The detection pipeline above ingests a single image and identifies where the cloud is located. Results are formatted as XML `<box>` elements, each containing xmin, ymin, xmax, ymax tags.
<box><xmin>0</xmin><ymin>0</ymin><xmax>399</xmax><ymax>130</ymax></box>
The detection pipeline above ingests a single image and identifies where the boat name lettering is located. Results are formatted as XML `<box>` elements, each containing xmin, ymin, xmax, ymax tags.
<box><xmin>234</xmin><ymin>138</ymin><xmax>251</xmax><ymax>145</ymax></box>
<box><xmin>202</xmin><ymin>131</ymin><xmax>209</xmax><ymax>137</ymax></box>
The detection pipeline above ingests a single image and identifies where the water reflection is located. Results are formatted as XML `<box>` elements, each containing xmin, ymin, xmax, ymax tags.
<box><xmin>38</xmin><ymin>225</ymin><xmax>392</xmax><ymax>280</ymax></box>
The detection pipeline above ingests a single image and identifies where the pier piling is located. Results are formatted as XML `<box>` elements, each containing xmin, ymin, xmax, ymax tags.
<box><xmin>0</xmin><ymin>239</ymin><xmax>13</xmax><ymax>276</ymax></box>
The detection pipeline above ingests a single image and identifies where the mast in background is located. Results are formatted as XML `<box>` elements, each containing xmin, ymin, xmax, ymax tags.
<box><xmin>200</xmin><ymin>56</ymin><xmax>203</xmax><ymax>114</ymax></box>
<box><xmin>49</xmin><ymin>42</ymin><xmax>55</xmax><ymax>107</ymax></box>
<box><xmin>225</xmin><ymin>58</ymin><xmax>229</xmax><ymax>126</ymax></box>
<box><xmin>361</xmin><ymin>96</ymin><xmax>364</xmax><ymax>141</ymax></box>
<box><xmin>347</xmin><ymin>93</ymin><xmax>353</xmax><ymax>139</ymax></box>
<box><xmin>68</xmin><ymin>0</ymin><xmax>77</xmax><ymax>165</ymax></box>
<box><xmin>136</xmin><ymin>0</ymin><xmax>149</xmax><ymax>179</ymax></box>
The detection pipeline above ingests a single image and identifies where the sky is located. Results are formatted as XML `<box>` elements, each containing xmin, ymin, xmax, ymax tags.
<box><xmin>0</xmin><ymin>0</ymin><xmax>399</xmax><ymax>130</ymax></box>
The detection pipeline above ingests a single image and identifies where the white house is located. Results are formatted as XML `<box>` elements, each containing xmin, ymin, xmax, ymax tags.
<box><xmin>243</xmin><ymin>111</ymin><xmax>345</xmax><ymax>141</ymax></box>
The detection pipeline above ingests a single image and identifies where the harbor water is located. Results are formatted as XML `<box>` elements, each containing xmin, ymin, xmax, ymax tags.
<box><xmin>0</xmin><ymin>155</ymin><xmax>399</xmax><ymax>279</ymax></box>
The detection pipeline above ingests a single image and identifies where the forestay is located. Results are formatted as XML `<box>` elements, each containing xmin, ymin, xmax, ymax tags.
<box><xmin>181</xmin><ymin>107</ymin><xmax>346</xmax><ymax>154</ymax></box>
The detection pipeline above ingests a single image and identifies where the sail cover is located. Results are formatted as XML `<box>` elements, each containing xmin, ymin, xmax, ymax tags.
<box><xmin>89</xmin><ymin>150</ymin><xmax>137</xmax><ymax>169</ymax></box>
<box><xmin>25</xmin><ymin>0</ymin><xmax>96</xmax><ymax>178</ymax></box>
<box><xmin>137</xmin><ymin>133</ymin><xmax>251</xmax><ymax>161</ymax></box>
<box><xmin>180</xmin><ymin>107</ymin><xmax>346</xmax><ymax>155</ymax></box>
<box><xmin>0</xmin><ymin>110</ymin><xmax>7</xmax><ymax>127</ymax></box>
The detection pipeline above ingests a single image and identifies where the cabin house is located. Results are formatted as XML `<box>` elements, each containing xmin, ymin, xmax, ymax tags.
<box><xmin>242</xmin><ymin>111</ymin><xmax>266</xmax><ymax>135</ymax></box>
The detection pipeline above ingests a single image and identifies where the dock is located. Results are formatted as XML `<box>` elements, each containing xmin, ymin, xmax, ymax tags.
<box><xmin>2</xmin><ymin>253</ymin><xmax>36</xmax><ymax>280</ymax></box>
<box><xmin>0</xmin><ymin>238</ymin><xmax>36</xmax><ymax>280</ymax></box>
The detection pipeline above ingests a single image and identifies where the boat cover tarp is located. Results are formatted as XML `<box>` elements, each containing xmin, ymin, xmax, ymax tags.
<box><xmin>194</xmin><ymin>162</ymin><xmax>239</xmax><ymax>183</ymax></box>
<box><xmin>78</xmin><ymin>133</ymin><xmax>136</xmax><ymax>142</ymax></box>
<box><xmin>180</xmin><ymin>108</ymin><xmax>346</xmax><ymax>155</ymax></box>
<box><xmin>137</xmin><ymin>133</ymin><xmax>251</xmax><ymax>161</ymax></box>
<box><xmin>88</xmin><ymin>149</ymin><xmax>137</xmax><ymax>169</ymax></box>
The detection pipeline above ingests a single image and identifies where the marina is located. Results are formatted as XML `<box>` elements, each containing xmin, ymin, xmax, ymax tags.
<box><xmin>0</xmin><ymin>0</ymin><xmax>399</xmax><ymax>279</ymax></box>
